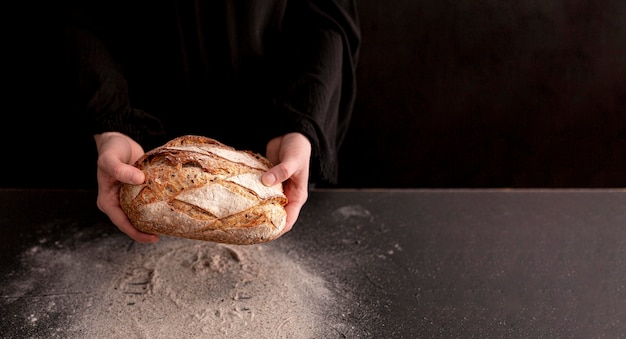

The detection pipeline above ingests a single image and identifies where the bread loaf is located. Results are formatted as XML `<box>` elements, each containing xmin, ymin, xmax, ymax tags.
<box><xmin>119</xmin><ymin>135</ymin><xmax>288</xmax><ymax>244</ymax></box>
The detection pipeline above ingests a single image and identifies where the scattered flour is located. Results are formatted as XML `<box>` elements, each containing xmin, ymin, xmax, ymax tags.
<box><xmin>2</xmin><ymin>231</ymin><xmax>348</xmax><ymax>338</ymax></box>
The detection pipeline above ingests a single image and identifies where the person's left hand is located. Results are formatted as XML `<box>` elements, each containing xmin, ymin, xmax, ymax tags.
<box><xmin>262</xmin><ymin>132</ymin><xmax>312</xmax><ymax>236</ymax></box>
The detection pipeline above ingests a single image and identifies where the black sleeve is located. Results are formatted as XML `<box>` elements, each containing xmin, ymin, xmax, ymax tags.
<box><xmin>65</xmin><ymin>3</ymin><xmax>166</xmax><ymax>145</ymax></box>
<box><xmin>273</xmin><ymin>0</ymin><xmax>361</xmax><ymax>184</ymax></box>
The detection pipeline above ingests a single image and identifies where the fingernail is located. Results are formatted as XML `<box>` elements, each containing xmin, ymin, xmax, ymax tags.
<box><xmin>263</xmin><ymin>172</ymin><xmax>277</xmax><ymax>186</ymax></box>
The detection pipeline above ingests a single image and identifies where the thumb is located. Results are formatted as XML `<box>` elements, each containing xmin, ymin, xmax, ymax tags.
<box><xmin>122</xmin><ymin>165</ymin><xmax>146</xmax><ymax>185</ymax></box>
<box><xmin>262</xmin><ymin>162</ymin><xmax>294</xmax><ymax>186</ymax></box>
<box><xmin>101</xmin><ymin>155</ymin><xmax>145</xmax><ymax>184</ymax></box>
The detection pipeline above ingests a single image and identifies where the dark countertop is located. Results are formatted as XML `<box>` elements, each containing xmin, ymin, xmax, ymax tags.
<box><xmin>1</xmin><ymin>188</ymin><xmax>625</xmax><ymax>338</ymax></box>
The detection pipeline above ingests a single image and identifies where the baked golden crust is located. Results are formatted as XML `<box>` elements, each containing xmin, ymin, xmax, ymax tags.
<box><xmin>120</xmin><ymin>135</ymin><xmax>288</xmax><ymax>244</ymax></box>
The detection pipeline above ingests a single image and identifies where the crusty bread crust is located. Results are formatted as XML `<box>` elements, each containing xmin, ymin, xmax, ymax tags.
<box><xmin>120</xmin><ymin>135</ymin><xmax>288</xmax><ymax>244</ymax></box>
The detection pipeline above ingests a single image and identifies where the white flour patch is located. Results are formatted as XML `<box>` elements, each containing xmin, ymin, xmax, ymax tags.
<box><xmin>2</xmin><ymin>232</ymin><xmax>350</xmax><ymax>338</ymax></box>
<box><xmin>332</xmin><ymin>205</ymin><xmax>372</xmax><ymax>220</ymax></box>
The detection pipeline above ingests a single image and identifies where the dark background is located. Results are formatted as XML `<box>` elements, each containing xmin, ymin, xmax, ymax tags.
<box><xmin>3</xmin><ymin>1</ymin><xmax>626</xmax><ymax>189</ymax></box>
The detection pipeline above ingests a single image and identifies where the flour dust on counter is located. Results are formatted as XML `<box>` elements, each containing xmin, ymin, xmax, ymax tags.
<box><xmin>0</xmin><ymin>224</ymin><xmax>360</xmax><ymax>338</ymax></box>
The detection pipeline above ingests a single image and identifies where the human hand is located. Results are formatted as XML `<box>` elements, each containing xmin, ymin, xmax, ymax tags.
<box><xmin>262</xmin><ymin>132</ymin><xmax>312</xmax><ymax>236</ymax></box>
<box><xmin>94</xmin><ymin>132</ymin><xmax>159</xmax><ymax>243</ymax></box>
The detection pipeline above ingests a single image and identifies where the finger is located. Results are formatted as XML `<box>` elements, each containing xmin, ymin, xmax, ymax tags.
<box><xmin>280</xmin><ymin>180</ymin><xmax>308</xmax><ymax>233</ymax></box>
<box><xmin>99</xmin><ymin>154</ymin><xmax>145</xmax><ymax>184</ymax></box>
<box><xmin>123</xmin><ymin>165</ymin><xmax>145</xmax><ymax>185</ymax></box>
<box><xmin>96</xmin><ymin>169</ymin><xmax>155</xmax><ymax>243</ymax></box>
<box><xmin>106</xmin><ymin>204</ymin><xmax>159</xmax><ymax>243</ymax></box>
<box><xmin>282</xmin><ymin>200</ymin><xmax>301</xmax><ymax>233</ymax></box>
<box><xmin>262</xmin><ymin>161</ymin><xmax>296</xmax><ymax>186</ymax></box>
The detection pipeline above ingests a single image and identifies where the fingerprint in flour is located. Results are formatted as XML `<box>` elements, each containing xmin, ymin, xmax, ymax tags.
<box><xmin>117</xmin><ymin>267</ymin><xmax>154</xmax><ymax>302</ymax></box>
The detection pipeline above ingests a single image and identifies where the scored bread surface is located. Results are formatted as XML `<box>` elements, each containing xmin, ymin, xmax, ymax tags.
<box><xmin>120</xmin><ymin>135</ymin><xmax>288</xmax><ymax>244</ymax></box>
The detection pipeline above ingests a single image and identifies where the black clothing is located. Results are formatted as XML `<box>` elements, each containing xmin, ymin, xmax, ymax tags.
<box><xmin>65</xmin><ymin>0</ymin><xmax>360</xmax><ymax>184</ymax></box>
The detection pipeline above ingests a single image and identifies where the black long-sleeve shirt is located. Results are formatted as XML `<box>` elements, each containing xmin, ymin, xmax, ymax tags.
<box><xmin>65</xmin><ymin>0</ymin><xmax>360</xmax><ymax>184</ymax></box>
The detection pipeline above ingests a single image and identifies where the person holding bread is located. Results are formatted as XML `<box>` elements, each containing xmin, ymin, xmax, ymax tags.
<box><xmin>65</xmin><ymin>0</ymin><xmax>361</xmax><ymax>243</ymax></box>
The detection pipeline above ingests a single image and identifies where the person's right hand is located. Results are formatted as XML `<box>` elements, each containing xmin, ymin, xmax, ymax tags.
<box><xmin>93</xmin><ymin>132</ymin><xmax>159</xmax><ymax>243</ymax></box>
